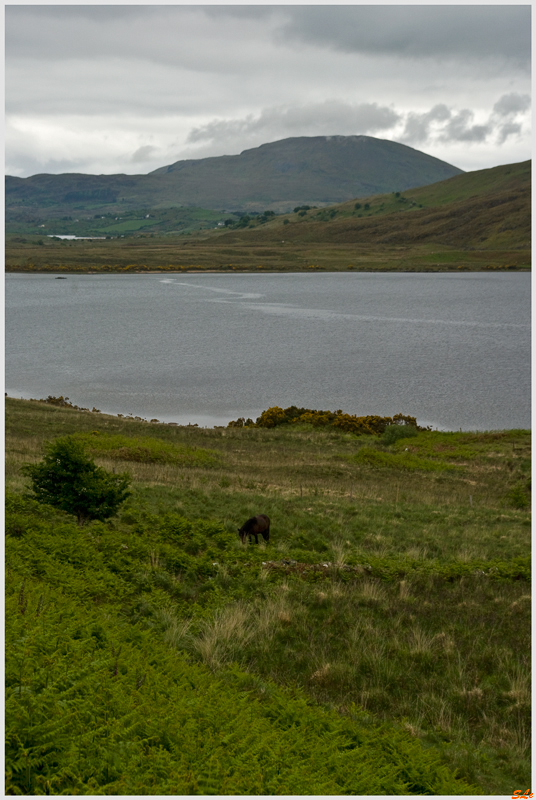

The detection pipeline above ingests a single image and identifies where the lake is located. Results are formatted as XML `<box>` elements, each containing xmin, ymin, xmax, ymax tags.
<box><xmin>47</xmin><ymin>235</ymin><xmax>107</xmax><ymax>240</ymax></box>
<box><xmin>5</xmin><ymin>272</ymin><xmax>531</xmax><ymax>431</ymax></box>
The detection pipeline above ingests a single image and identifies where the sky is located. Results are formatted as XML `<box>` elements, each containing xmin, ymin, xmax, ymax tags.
<box><xmin>5</xmin><ymin>3</ymin><xmax>532</xmax><ymax>178</ymax></box>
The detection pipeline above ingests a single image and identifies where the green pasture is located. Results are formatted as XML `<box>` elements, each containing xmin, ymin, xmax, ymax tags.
<box><xmin>5</xmin><ymin>397</ymin><xmax>531</xmax><ymax>794</ymax></box>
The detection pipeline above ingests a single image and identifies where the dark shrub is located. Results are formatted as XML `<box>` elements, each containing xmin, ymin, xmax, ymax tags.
<box><xmin>381</xmin><ymin>425</ymin><xmax>419</xmax><ymax>446</ymax></box>
<box><xmin>22</xmin><ymin>436</ymin><xmax>130</xmax><ymax>525</ymax></box>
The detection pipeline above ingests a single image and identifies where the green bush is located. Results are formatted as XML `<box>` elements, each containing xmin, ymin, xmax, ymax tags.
<box><xmin>504</xmin><ymin>484</ymin><xmax>530</xmax><ymax>509</ymax></box>
<box><xmin>21</xmin><ymin>436</ymin><xmax>130</xmax><ymax>525</ymax></box>
<box><xmin>381</xmin><ymin>424</ymin><xmax>419</xmax><ymax>445</ymax></box>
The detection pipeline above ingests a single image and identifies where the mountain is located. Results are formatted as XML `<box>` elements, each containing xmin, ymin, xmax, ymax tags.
<box><xmin>5</xmin><ymin>135</ymin><xmax>463</xmax><ymax>215</ymax></box>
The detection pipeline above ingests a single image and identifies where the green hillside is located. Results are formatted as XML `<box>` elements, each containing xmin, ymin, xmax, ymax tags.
<box><xmin>218</xmin><ymin>160</ymin><xmax>530</xmax><ymax>250</ymax></box>
<box><xmin>5</xmin><ymin>397</ymin><xmax>531</xmax><ymax>794</ymax></box>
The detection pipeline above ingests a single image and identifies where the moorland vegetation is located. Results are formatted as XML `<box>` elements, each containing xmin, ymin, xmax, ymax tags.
<box><xmin>5</xmin><ymin>396</ymin><xmax>531</xmax><ymax>794</ymax></box>
<box><xmin>5</xmin><ymin>159</ymin><xmax>530</xmax><ymax>273</ymax></box>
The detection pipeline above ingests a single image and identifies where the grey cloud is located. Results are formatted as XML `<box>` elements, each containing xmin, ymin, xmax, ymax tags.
<box><xmin>496</xmin><ymin>122</ymin><xmax>523</xmax><ymax>145</ymax></box>
<box><xmin>491</xmin><ymin>94</ymin><xmax>531</xmax><ymax>145</ymax></box>
<box><xmin>7</xmin><ymin>5</ymin><xmax>149</xmax><ymax>23</ymax></box>
<box><xmin>187</xmin><ymin>101</ymin><xmax>400</xmax><ymax>145</ymax></box>
<box><xmin>5</xmin><ymin>5</ymin><xmax>271</xmax><ymax>67</ymax></box>
<box><xmin>202</xmin><ymin>6</ymin><xmax>275</xmax><ymax>21</ymax></box>
<box><xmin>5</xmin><ymin>6</ymin><xmax>531</xmax><ymax>177</ymax></box>
<box><xmin>188</xmin><ymin>95</ymin><xmax>530</xmax><ymax>154</ymax></box>
<box><xmin>131</xmin><ymin>145</ymin><xmax>158</xmax><ymax>163</ymax></box>
<box><xmin>277</xmin><ymin>5</ymin><xmax>530</xmax><ymax>68</ymax></box>
<box><xmin>439</xmin><ymin>110</ymin><xmax>490</xmax><ymax>143</ymax></box>
<box><xmin>7</xmin><ymin>5</ymin><xmax>530</xmax><ymax>72</ymax></box>
<box><xmin>400</xmin><ymin>96</ymin><xmax>531</xmax><ymax>147</ymax></box>
<box><xmin>6</xmin><ymin>152</ymin><xmax>90</xmax><ymax>177</ymax></box>
<box><xmin>493</xmin><ymin>93</ymin><xmax>531</xmax><ymax>117</ymax></box>
<box><xmin>400</xmin><ymin>105</ymin><xmax>451</xmax><ymax>145</ymax></box>
<box><xmin>6</xmin><ymin>5</ymin><xmax>203</xmax><ymax>62</ymax></box>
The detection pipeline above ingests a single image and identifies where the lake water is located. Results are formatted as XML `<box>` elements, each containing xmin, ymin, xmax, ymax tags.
<box><xmin>47</xmin><ymin>235</ymin><xmax>107</xmax><ymax>240</ymax></box>
<box><xmin>5</xmin><ymin>272</ymin><xmax>531</xmax><ymax>431</ymax></box>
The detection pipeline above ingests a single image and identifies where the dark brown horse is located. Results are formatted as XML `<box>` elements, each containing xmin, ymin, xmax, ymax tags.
<box><xmin>238</xmin><ymin>514</ymin><xmax>270</xmax><ymax>544</ymax></box>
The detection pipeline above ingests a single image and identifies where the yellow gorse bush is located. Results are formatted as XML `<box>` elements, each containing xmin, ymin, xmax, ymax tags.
<box><xmin>230</xmin><ymin>406</ymin><xmax>423</xmax><ymax>435</ymax></box>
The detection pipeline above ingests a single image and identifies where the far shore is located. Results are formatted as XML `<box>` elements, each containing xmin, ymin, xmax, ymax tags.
<box><xmin>5</xmin><ymin>266</ymin><xmax>530</xmax><ymax>275</ymax></box>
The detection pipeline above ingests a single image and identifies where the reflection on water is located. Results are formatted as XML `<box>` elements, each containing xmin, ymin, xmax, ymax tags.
<box><xmin>5</xmin><ymin>272</ymin><xmax>531</xmax><ymax>430</ymax></box>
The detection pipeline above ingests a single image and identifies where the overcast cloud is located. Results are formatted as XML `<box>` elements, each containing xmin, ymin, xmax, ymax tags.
<box><xmin>5</xmin><ymin>4</ymin><xmax>531</xmax><ymax>178</ymax></box>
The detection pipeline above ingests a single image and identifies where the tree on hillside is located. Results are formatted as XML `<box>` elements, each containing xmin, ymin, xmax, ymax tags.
<box><xmin>22</xmin><ymin>436</ymin><xmax>131</xmax><ymax>525</ymax></box>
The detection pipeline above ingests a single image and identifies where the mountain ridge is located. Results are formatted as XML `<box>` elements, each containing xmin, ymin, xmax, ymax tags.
<box><xmin>5</xmin><ymin>135</ymin><xmax>464</xmax><ymax>214</ymax></box>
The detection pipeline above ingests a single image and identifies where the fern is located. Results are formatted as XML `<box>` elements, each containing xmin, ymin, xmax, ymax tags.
<box><xmin>5</xmin><ymin>491</ymin><xmax>520</xmax><ymax>794</ymax></box>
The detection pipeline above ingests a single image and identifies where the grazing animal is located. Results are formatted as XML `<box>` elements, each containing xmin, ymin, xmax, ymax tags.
<box><xmin>238</xmin><ymin>514</ymin><xmax>270</xmax><ymax>544</ymax></box>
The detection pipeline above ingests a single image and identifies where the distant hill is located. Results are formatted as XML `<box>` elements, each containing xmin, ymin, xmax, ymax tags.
<box><xmin>220</xmin><ymin>159</ymin><xmax>530</xmax><ymax>251</ymax></box>
<box><xmin>5</xmin><ymin>135</ymin><xmax>463</xmax><ymax>215</ymax></box>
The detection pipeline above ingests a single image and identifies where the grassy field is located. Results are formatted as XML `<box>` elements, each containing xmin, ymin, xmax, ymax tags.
<box><xmin>5</xmin><ymin>397</ymin><xmax>531</xmax><ymax>794</ymax></box>
<box><xmin>4</xmin><ymin>235</ymin><xmax>530</xmax><ymax>274</ymax></box>
<box><xmin>5</xmin><ymin>205</ymin><xmax>229</xmax><ymax>238</ymax></box>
